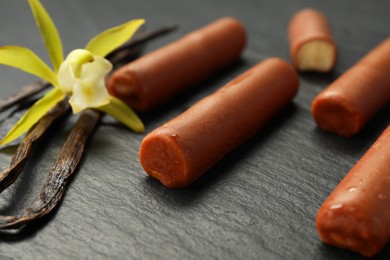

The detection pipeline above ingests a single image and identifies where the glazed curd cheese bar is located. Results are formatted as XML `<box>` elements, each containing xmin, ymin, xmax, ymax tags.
<box><xmin>288</xmin><ymin>8</ymin><xmax>337</xmax><ymax>72</ymax></box>
<box><xmin>139</xmin><ymin>58</ymin><xmax>299</xmax><ymax>188</ymax></box>
<box><xmin>317</xmin><ymin>125</ymin><xmax>390</xmax><ymax>257</ymax></box>
<box><xmin>312</xmin><ymin>38</ymin><xmax>390</xmax><ymax>136</ymax></box>
<box><xmin>108</xmin><ymin>17</ymin><xmax>246</xmax><ymax>111</ymax></box>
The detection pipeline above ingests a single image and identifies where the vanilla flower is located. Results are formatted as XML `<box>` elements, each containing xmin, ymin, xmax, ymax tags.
<box><xmin>58</xmin><ymin>49</ymin><xmax>113</xmax><ymax>113</ymax></box>
<box><xmin>0</xmin><ymin>0</ymin><xmax>145</xmax><ymax>145</ymax></box>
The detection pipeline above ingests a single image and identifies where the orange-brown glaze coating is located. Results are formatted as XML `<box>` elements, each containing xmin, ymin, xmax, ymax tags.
<box><xmin>316</xmin><ymin>125</ymin><xmax>390</xmax><ymax>257</ymax></box>
<box><xmin>108</xmin><ymin>17</ymin><xmax>246</xmax><ymax>111</ymax></box>
<box><xmin>312</xmin><ymin>38</ymin><xmax>390</xmax><ymax>137</ymax></box>
<box><xmin>139</xmin><ymin>58</ymin><xmax>299</xmax><ymax>188</ymax></box>
<box><xmin>288</xmin><ymin>8</ymin><xmax>337</xmax><ymax>72</ymax></box>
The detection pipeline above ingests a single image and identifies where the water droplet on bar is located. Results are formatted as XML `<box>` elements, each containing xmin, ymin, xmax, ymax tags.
<box><xmin>330</xmin><ymin>204</ymin><xmax>343</xmax><ymax>210</ymax></box>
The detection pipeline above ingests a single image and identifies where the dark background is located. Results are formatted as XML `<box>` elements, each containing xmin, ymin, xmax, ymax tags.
<box><xmin>0</xmin><ymin>0</ymin><xmax>389</xmax><ymax>259</ymax></box>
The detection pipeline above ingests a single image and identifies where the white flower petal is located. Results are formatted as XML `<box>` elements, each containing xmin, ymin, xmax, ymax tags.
<box><xmin>81</xmin><ymin>55</ymin><xmax>112</xmax><ymax>81</ymax></box>
<box><xmin>69</xmin><ymin>78</ymin><xmax>111</xmax><ymax>113</ymax></box>
<box><xmin>68</xmin><ymin>96</ymin><xmax>82</xmax><ymax>114</ymax></box>
<box><xmin>57</xmin><ymin>60</ymin><xmax>75</xmax><ymax>93</ymax></box>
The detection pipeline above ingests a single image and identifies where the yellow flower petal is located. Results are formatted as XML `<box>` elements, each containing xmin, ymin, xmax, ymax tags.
<box><xmin>0</xmin><ymin>46</ymin><xmax>59</xmax><ymax>87</ymax></box>
<box><xmin>85</xmin><ymin>19</ymin><xmax>145</xmax><ymax>57</ymax></box>
<box><xmin>97</xmin><ymin>97</ymin><xmax>144</xmax><ymax>133</ymax></box>
<box><xmin>28</xmin><ymin>0</ymin><xmax>64</xmax><ymax>72</ymax></box>
<box><xmin>0</xmin><ymin>88</ymin><xmax>66</xmax><ymax>146</ymax></box>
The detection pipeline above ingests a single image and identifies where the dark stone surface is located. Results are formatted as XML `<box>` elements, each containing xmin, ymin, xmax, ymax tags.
<box><xmin>0</xmin><ymin>0</ymin><xmax>389</xmax><ymax>259</ymax></box>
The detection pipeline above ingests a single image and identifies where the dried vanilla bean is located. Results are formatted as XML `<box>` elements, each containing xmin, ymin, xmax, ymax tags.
<box><xmin>0</xmin><ymin>109</ymin><xmax>100</xmax><ymax>229</ymax></box>
<box><xmin>0</xmin><ymin>81</ymin><xmax>49</xmax><ymax>113</ymax></box>
<box><xmin>0</xmin><ymin>100</ymin><xmax>70</xmax><ymax>193</ymax></box>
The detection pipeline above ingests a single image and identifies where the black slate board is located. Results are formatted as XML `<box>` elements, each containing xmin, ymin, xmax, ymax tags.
<box><xmin>0</xmin><ymin>0</ymin><xmax>389</xmax><ymax>259</ymax></box>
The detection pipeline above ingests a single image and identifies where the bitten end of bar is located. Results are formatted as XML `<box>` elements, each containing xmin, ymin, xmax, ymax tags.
<box><xmin>311</xmin><ymin>93</ymin><xmax>362</xmax><ymax>137</ymax></box>
<box><xmin>139</xmin><ymin>133</ymin><xmax>190</xmax><ymax>188</ymax></box>
<box><xmin>295</xmin><ymin>39</ymin><xmax>336</xmax><ymax>72</ymax></box>
<box><xmin>316</xmin><ymin>205</ymin><xmax>386</xmax><ymax>257</ymax></box>
<box><xmin>108</xmin><ymin>69</ymin><xmax>147</xmax><ymax>111</ymax></box>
